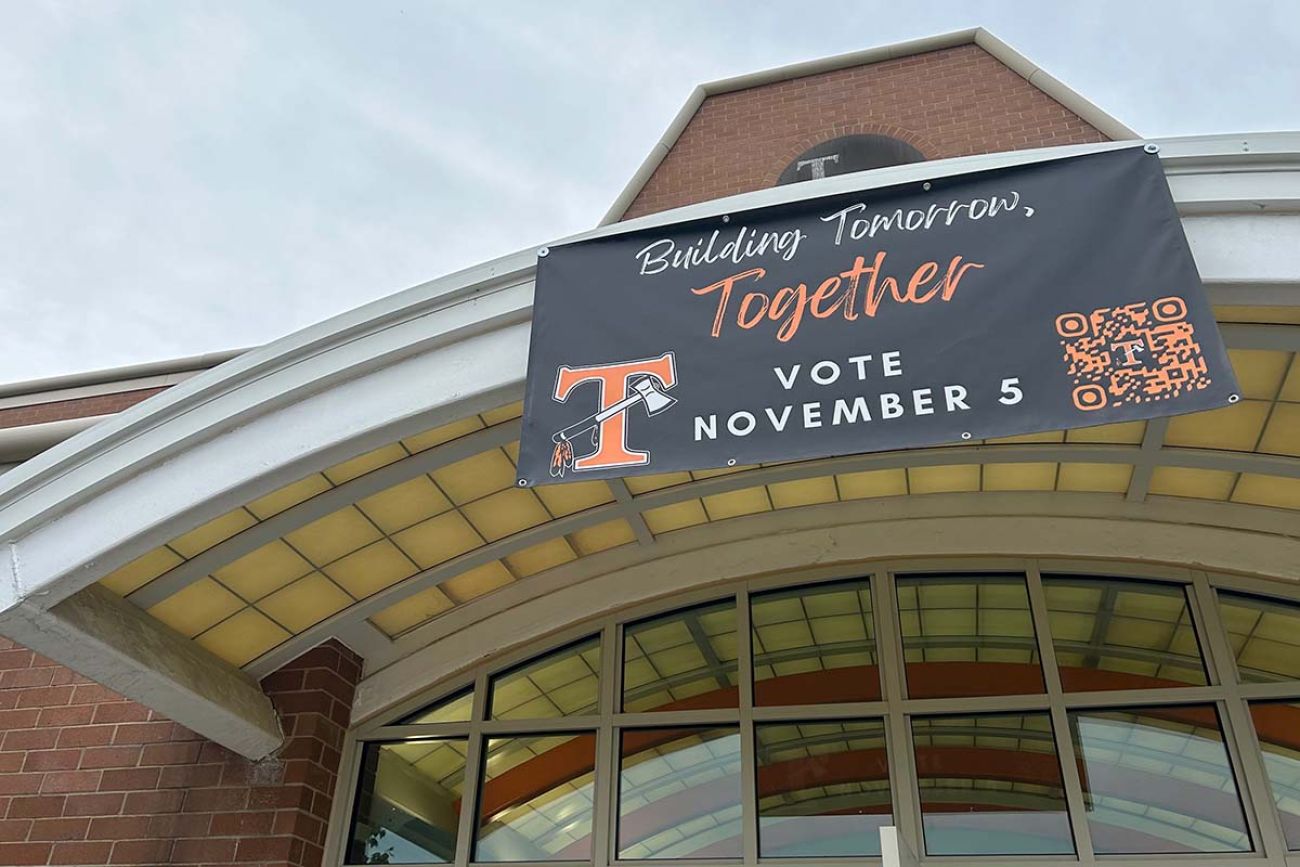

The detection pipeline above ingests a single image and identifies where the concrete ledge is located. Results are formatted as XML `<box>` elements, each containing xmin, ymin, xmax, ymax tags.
<box><xmin>0</xmin><ymin>415</ymin><xmax>112</xmax><ymax>464</ymax></box>
<box><xmin>0</xmin><ymin>584</ymin><xmax>282</xmax><ymax>759</ymax></box>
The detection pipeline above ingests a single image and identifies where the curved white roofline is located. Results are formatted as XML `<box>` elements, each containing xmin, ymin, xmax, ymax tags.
<box><xmin>0</xmin><ymin>348</ymin><xmax>248</xmax><ymax>401</ymax></box>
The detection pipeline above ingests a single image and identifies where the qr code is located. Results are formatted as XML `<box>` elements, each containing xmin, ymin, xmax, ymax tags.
<box><xmin>1055</xmin><ymin>296</ymin><xmax>1210</xmax><ymax>412</ymax></box>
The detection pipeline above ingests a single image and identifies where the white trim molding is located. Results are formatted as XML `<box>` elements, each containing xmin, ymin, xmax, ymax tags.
<box><xmin>0</xmin><ymin>585</ymin><xmax>281</xmax><ymax>758</ymax></box>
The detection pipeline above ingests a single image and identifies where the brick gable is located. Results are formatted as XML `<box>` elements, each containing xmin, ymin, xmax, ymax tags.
<box><xmin>623</xmin><ymin>43</ymin><xmax>1110</xmax><ymax>220</ymax></box>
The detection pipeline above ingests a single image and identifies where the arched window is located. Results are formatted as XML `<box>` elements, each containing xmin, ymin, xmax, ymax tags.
<box><xmin>341</xmin><ymin>562</ymin><xmax>1300</xmax><ymax>865</ymax></box>
<box><xmin>777</xmin><ymin>134</ymin><xmax>924</xmax><ymax>185</ymax></box>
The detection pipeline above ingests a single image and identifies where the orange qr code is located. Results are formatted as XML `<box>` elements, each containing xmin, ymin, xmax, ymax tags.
<box><xmin>1055</xmin><ymin>295</ymin><xmax>1211</xmax><ymax>412</ymax></box>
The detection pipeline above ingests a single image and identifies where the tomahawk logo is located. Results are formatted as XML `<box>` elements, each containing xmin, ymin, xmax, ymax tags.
<box><xmin>549</xmin><ymin>352</ymin><xmax>678</xmax><ymax>478</ymax></box>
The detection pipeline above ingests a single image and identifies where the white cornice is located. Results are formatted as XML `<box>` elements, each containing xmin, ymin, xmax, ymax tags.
<box><xmin>0</xmin><ymin>348</ymin><xmax>247</xmax><ymax>401</ymax></box>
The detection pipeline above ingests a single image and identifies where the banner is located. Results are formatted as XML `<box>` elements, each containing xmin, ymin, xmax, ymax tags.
<box><xmin>517</xmin><ymin>146</ymin><xmax>1237</xmax><ymax>486</ymax></box>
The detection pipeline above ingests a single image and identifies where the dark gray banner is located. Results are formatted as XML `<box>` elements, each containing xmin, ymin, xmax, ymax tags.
<box><xmin>518</xmin><ymin>147</ymin><xmax>1237</xmax><ymax>485</ymax></box>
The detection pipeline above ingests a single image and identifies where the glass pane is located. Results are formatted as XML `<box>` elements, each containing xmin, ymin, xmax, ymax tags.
<box><xmin>400</xmin><ymin>686</ymin><xmax>474</xmax><ymax>725</ymax></box>
<box><xmin>756</xmin><ymin>720</ymin><xmax>891</xmax><ymax>857</ymax></box>
<box><xmin>622</xmin><ymin>600</ymin><xmax>737</xmax><ymax>712</ymax></box>
<box><xmin>1070</xmin><ymin>705</ymin><xmax>1252</xmax><ymax>854</ymax></box>
<box><xmin>1043</xmin><ymin>576</ymin><xmax>1208</xmax><ymax>691</ymax></box>
<box><xmin>910</xmin><ymin>713</ymin><xmax>1074</xmax><ymax>855</ymax></box>
<box><xmin>489</xmin><ymin>637</ymin><xmax>601</xmax><ymax>720</ymax></box>
<box><xmin>1249</xmin><ymin>702</ymin><xmax>1300</xmax><ymax>849</ymax></box>
<box><xmin>751</xmin><ymin>578</ymin><xmax>880</xmax><ymax>706</ymax></box>
<box><xmin>1218</xmin><ymin>590</ymin><xmax>1300</xmax><ymax>682</ymax></box>
<box><xmin>617</xmin><ymin>727</ymin><xmax>741</xmax><ymax>859</ymax></box>
<box><xmin>348</xmin><ymin>739</ymin><xmax>467</xmax><ymax>864</ymax></box>
<box><xmin>897</xmin><ymin>573</ymin><xmax>1043</xmax><ymax>698</ymax></box>
<box><xmin>475</xmin><ymin>733</ymin><xmax>596</xmax><ymax>861</ymax></box>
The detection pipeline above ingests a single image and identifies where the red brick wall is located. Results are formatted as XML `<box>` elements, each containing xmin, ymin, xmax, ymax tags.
<box><xmin>623</xmin><ymin>43</ymin><xmax>1112</xmax><ymax>219</ymax></box>
<box><xmin>0</xmin><ymin>638</ymin><xmax>360</xmax><ymax>866</ymax></box>
<box><xmin>0</xmin><ymin>389</ymin><xmax>168</xmax><ymax>431</ymax></box>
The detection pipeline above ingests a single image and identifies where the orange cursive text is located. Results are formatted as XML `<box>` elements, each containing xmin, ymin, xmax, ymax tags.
<box><xmin>690</xmin><ymin>251</ymin><xmax>984</xmax><ymax>342</ymax></box>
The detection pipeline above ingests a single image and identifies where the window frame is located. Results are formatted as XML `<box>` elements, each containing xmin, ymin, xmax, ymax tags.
<box><xmin>752</xmin><ymin>715</ymin><xmax>894</xmax><ymax>859</ymax></box>
<box><xmin>908</xmin><ymin>707</ymin><xmax>1077</xmax><ymax>858</ymax></box>
<box><xmin>896</xmin><ymin>570</ymin><xmax>1047</xmax><ymax>700</ymax></box>
<box><xmin>335</xmin><ymin>558</ymin><xmax>1300</xmax><ymax>867</ymax></box>
<box><xmin>750</xmin><ymin>575</ymin><xmax>882</xmax><ymax>707</ymax></box>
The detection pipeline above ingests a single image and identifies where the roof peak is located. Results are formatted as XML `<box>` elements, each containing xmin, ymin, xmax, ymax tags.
<box><xmin>602</xmin><ymin>28</ymin><xmax>1138</xmax><ymax>225</ymax></box>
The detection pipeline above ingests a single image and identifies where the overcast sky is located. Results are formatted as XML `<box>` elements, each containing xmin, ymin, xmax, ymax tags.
<box><xmin>2</xmin><ymin>1</ymin><xmax>1297</xmax><ymax>383</ymax></box>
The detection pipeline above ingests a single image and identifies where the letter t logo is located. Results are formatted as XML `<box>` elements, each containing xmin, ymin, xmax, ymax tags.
<box><xmin>553</xmin><ymin>353</ymin><xmax>677</xmax><ymax>470</ymax></box>
<box><xmin>1111</xmin><ymin>339</ymin><xmax>1148</xmax><ymax>367</ymax></box>
<box><xmin>797</xmin><ymin>153</ymin><xmax>840</xmax><ymax>180</ymax></box>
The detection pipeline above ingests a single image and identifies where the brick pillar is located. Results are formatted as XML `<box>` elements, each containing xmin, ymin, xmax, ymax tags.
<box><xmin>253</xmin><ymin>641</ymin><xmax>362</xmax><ymax>867</ymax></box>
<box><xmin>0</xmin><ymin>636</ymin><xmax>361</xmax><ymax>866</ymax></box>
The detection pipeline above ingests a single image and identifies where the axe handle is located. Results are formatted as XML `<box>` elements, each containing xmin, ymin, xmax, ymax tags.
<box><xmin>553</xmin><ymin>392</ymin><xmax>643</xmax><ymax>442</ymax></box>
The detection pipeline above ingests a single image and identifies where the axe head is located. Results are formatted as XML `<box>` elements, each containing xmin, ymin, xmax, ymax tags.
<box><xmin>630</xmin><ymin>376</ymin><xmax>675</xmax><ymax>416</ymax></box>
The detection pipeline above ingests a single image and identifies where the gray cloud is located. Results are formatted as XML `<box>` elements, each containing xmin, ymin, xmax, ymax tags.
<box><xmin>1</xmin><ymin>0</ymin><xmax>1296</xmax><ymax>381</ymax></box>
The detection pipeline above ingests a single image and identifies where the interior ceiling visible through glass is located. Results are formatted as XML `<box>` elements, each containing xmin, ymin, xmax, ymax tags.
<box><xmin>346</xmin><ymin>564</ymin><xmax>1300</xmax><ymax>866</ymax></box>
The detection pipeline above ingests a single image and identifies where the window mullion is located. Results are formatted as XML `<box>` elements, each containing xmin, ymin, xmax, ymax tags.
<box><xmin>899</xmin><ymin>693</ymin><xmax>1050</xmax><ymax>714</ymax></box>
<box><xmin>873</xmin><ymin>568</ymin><xmax>923</xmax><ymax>858</ymax></box>
<box><xmin>1191</xmin><ymin>571</ymin><xmax>1289</xmax><ymax>860</ymax></box>
<box><xmin>1240</xmin><ymin>681</ymin><xmax>1300</xmax><ymax>701</ymax></box>
<box><xmin>591</xmin><ymin>621</ymin><xmax>619</xmax><ymax>867</ymax></box>
<box><xmin>455</xmin><ymin>669</ymin><xmax>490</xmax><ymax>867</ymax></box>
<box><xmin>1186</xmin><ymin>568</ymin><xmax>1233</xmax><ymax>687</ymax></box>
<box><xmin>1027</xmin><ymin>560</ymin><xmax>1096</xmax><ymax>862</ymax></box>
<box><xmin>328</xmin><ymin>735</ymin><xmax>365</xmax><ymax>866</ymax></box>
<box><xmin>1060</xmin><ymin>684</ymin><xmax>1231</xmax><ymax>707</ymax></box>
<box><xmin>737</xmin><ymin>588</ymin><xmax>759</xmax><ymax>865</ymax></box>
<box><xmin>368</xmin><ymin>722</ymin><xmax>475</xmax><ymax>739</ymax></box>
<box><xmin>608</xmin><ymin>621</ymin><xmax>629</xmax><ymax>865</ymax></box>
